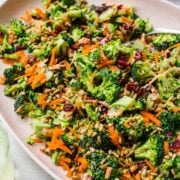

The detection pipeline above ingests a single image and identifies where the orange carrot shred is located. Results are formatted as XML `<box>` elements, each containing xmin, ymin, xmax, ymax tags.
<box><xmin>164</xmin><ymin>141</ymin><xmax>169</xmax><ymax>155</ymax></box>
<box><xmin>143</xmin><ymin>117</ymin><xmax>149</xmax><ymax>127</ymax></box>
<box><xmin>121</xmin><ymin>16</ymin><xmax>133</xmax><ymax>24</ymax></box>
<box><xmin>82</xmin><ymin>42</ymin><xmax>99</xmax><ymax>55</ymax></box>
<box><xmin>172</xmin><ymin>106</ymin><xmax>180</xmax><ymax>113</ymax></box>
<box><xmin>49</xmin><ymin>47</ymin><xmax>57</xmax><ymax>67</ymax></box>
<box><xmin>154</xmin><ymin>51</ymin><xmax>159</xmax><ymax>62</ymax></box>
<box><xmin>141</xmin><ymin>111</ymin><xmax>161</xmax><ymax>126</ymax></box>
<box><xmin>35</xmin><ymin>8</ymin><xmax>47</xmax><ymax>20</ymax></box>
<box><xmin>37</xmin><ymin>93</ymin><xmax>48</xmax><ymax>110</ymax></box>
<box><xmin>167</xmin><ymin>43</ymin><xmax>180</xmax><ymax>50</ymax></box>
<box><xmin>128</xmin><ymin>53</ymin><xmax>135</xmax><ymax>64</ymax></box>
<box><xmin>2</xmin><ymin>58</ymin><xmax>15</xmax><ymax>66</ymax></box>
<box><xmin>68</xmin><ymin>127</ymin><xmax>79</xmax><ymax>139</ymax></box>
<box><xmin>0</xmin><ymin>76</ymin><xmax>6</xmax><ymax>84</ymax></box>
<box><xmin>77</xmin><ymin>157</ymin><xmax>88</xmax><ymax>173</ymax></box>
<box><xmin>145</xmin><ymin>159</ymin><xmax>156</xmax><ymax>172</ymax></box>
<box><xmin>108</xmin><ymin>125</ymin><xmax>121</xmax><ymax>149</ymax></box>
<box><xmin>23</xmin><ymin>11</ymin><xmax>33</xmax><ymax>22</ymax></box>
<box><xmin>134</xmin><ymin>173</ymin><xmax>141</xmax><ymax>180</ymax></box>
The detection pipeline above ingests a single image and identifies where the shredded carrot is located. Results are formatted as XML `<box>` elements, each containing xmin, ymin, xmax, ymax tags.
<box><xmin>109</xmin><ymin>65</ymin><xmax>118</xmax><ymax>72</ymax></box>
<box><xmin>141</xmin><ymin>111</ymin><xmax>161</xmax><ymax>126</ymax></box>
<box><xmin>49</xmin><ymin>47</ymin><xmax>57</xmax><ymax>67</ymax></box>
<box><xmin>35</xmin><ymin>8</ymin><xmax>47</xmax><ymax>20</ymax></box>
<box><xmin>31</xmin><ymin>73</ymin><xmax>46</xmax><ymax>89</ymax></box>
<box><xmin>128</xmin><ymin>53</ymin><xmax>135</xmax><ymax>64</ymax></box>
<box><xmin>134</xmin><ymin>173</ymin><xmax>141</xmax><ymax>180</ymax></box>
<box><xmin>68</xmin><ymin>127</ymin><xmax>79</xmax><ymax>139</ymax></box>
<box><xmin>102</xmin><ymin>23</ymin><xmax>109</xmax><ymax>36</ymax></box>
<box><xmin>108</xmin><ymin>125</ymin><xmax>121</xmax><ymax>149</ymax></box>
<box><xmin>164</xmin><ymin>141</ymin><xmax>169</xmax><ymax>155</ymax></box>
<box><xmin>167</xmin><ymin>43</ymin><xmax>180</xmax><ymax>50</ymax></box>
<box><xmin>154</xmin><ymin>51</ymin><xmax>159</xmax><ymax>62</ymax></box>
<box><xmin>33</xmin><ymin>137</ymin><xmax>42</xmax><ymax>143</ymax></box>
<box><xmin>82</xmin><ymin>42</ymin><xmax>99</xmax><ymax>55</ymax></box>
<box><xmin>96</xmin><ymin>59</ymin><xmax>114</xmax><ymax>69</ymax></box>
<box><xmin>155</xmin><ymin>110</ymin><xmax>163</xmax><ymax>118</ymax></box>
<box><xmin>62</xmin><ymin>60</ymin><xmax>71</xmax><ymax>70</ymax></box>
<box><xmin>0</xmin><ymin>34</ymin><xmax>3</xmax><ymax>43</ymax></box>
<box><xmin>2</xmin><ymin>58</ymin><xmax>15</xmax><ymax>65</ymax></box>
<box><xmin>59</xmin><ymin>157</ymin><xmax>71</xmax><ymax>171</ymax></box>
<box><xmin>37</xmin><ymin>93</ymin><xmax>48</xmax><ymax>110</ymax></box>
<box><xmin>172</xmin><ymin>106</ymin><xmax>180</xmax><ymax>113</ymax></box>
<box><xmin>15</xmin><ymin>51</ymin><xmax>28</xmax><ymax>65</ymax></box>
<box><xmin>145</xmin><ymin>159</ymin><xmax>156</xmax><ymax>172</ymax></box>
<box><xmin>49</xmin><ymin>98</ymin><xmax>65</xmax><ymax>105</ymax></box>
<box><xmin>121</xmin><ymin>16</ymin><xmax>133</xmax><ymax>24</ymax></box>
<box><xmin>66</xmin><ymin>170</ymin><xmax>73</xmax><ymax>177</ymax></box>
<box><xmin>77</xmin><ymin>157</ymin><xmax>88</xmax><ymax>173</ymax></box>
<box><xmin>122</xmin><ymin>172</ymin><xmax>132</xmax><ymax>179</ymax></box>
<box><xmin>22</xmin><ymin>11</ymin><xmax>33</xmax><ymax>22</ymax></box>
<box><xmin>0</xmin><ymin>76</ymin><xmax>6</xmax><ymax>84</ymax></box>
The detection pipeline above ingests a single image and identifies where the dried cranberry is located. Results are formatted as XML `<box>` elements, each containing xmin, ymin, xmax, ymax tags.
<box><xmin>120</xmin><ymin>23</ymin><xmax>132</xmax><ymax>34</ymax></box>
<box><xmin>95</xmin><ymin>5</ymin><xmax>109</xmax><ymax>14</ymax></box>
<box><xmin>63</xmin><ymin>104</ymin><xmax>74</xmax><ymax>112</ymax></box>
<box><xmin>170</xmin><ymin>140</ymin><xmax>180</xmax><ymax>151</ymax></box>
<box><xmin>137</xmin><ymin>161</ymin><xmax>146</xmax><ymax>170</ymax></box>
<box><xmin>16</xmin><ymin>45</ymin><xmax>26</xmax><ymax>51</ymax></box>
<box><xmin>28</xmin><ymin>55</ymin><xmax>36</xmax><ymax>65</ymax></box>
<box><xmin>71</xmin><ymin>44</ymin><xmax>79</xmax><ymax>50</ymax></box>
<box><xmin>54</xmin><ymin>26</ymin><xmax>62</xmax><ymax>34</ymax></box>
<box><xmin>165</xmin><ymin>131</ymin><xmax>173</xmax><ymax>138</ymax></box>
<box><xmin>100</xmin><ymin>37</ymin><xmax>110</xmax><ymax>44</ymax></box>
<box><xmin>86</xmin><ymin>96</ymin><xmax>94</xmax><ymax>100</ymax></box>
<box><xmin>135</xmin><ymin>50</ymin><xmax>143</xmax><ymax>60</ymax></box>
<box><xmin>100</xmin><ymin>105</ymin><xmax>108</xmax><ymax>114</ymax></box>
<box><xmin>117</xmin><ymin>60</ymin><xmax>128</xmax><ymax>69</ymax></box>
<box><xmin>117</xmin><ymin>4</ymin><xmax>123</xmax><ymax>9</ymax></box>
<box><xmin>119</xmin><ymin>78</ymin><xmax>128</xmax><ymax>86</ymax></box>
<box><xmin>136</xmin><ymin>88</ymin><xmax>144</xmax><ymax>98</ymax></box>
<box><xmin>126</xmin><ymin>82</ymin><xmax>139</xmax><ymax>92</ymax></box>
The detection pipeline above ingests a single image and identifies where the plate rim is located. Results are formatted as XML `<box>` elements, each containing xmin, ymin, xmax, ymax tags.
<box><xmin>0</xmin><ymin>0</ymin><xmax>180</xmax><ymax>180</ymax></box>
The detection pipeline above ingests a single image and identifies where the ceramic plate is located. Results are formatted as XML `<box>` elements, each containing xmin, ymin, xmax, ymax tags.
<box><xmin>0</xmin><ymin>0</ymin><xmax>180</xmax><ymax>179</ymax></box>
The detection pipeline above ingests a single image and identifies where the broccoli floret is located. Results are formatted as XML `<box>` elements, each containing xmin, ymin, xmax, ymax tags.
<box><xmin>61</xmin><ymin>32</ymin><xmax>75</xmax><ymax>46</ymax></box>
<box><xmin>10</xmin><ymin>19</ymin><xmax>25</xmax><ymax>36</ymax></box>
<box><xmin>131</xmin><ymin>61</ymin><xmax>155</xmax><ymax>85</ymax></box>
<box><xmin>102</xmin><ymin>39</ymin><xmax>121</xmax><ymax>60</ymax></box>
<box><xmin>133</xmin><ymin>18</ymin><xmax>153</xmax><ymax>37</ymax></box>
<box><xmin>85</xmin><ymin>104</ymin><xmax>100</xmax><ymax>121</ymax></box>
<box><xmin>134</xmin><ymin>135</ymin><xmax>164</xmax><ymax>165</ymax></box>
<box><xmin>157</xmin><ymin>69</ymin><xmax>179</xmax><ymax>100</ymax></box>
<box><xmin>62</xmin><ymin>0</ymin><xmax>75</xmax><ymax>7</ymax></box>
<box><xmin>159</xmin><ymin>111</ymin><xmax>180</xmax><ymax>132</ymax></box>
<box><xmin>55</xmin><ymin>35</ymin><xmax>69</xmax><ymax>56</ymax></box>
<box><xmin>99</xmin><ymin>7</ymin><xmax>117</xmax><ymax>22</ymax></box>
<box><xmin>159</xmin><ymin>156</ymin><xmax>180</xmax><ymax>178</ymax></box>
<box><xmin>71</xmin><ymin>27</ymin><xmax>84</xmax><ymax>42</ymax></box>
<box><xmin>2</xmin><ymin>34</ymin><xmax>14</xmax><ymax>53</ymax></box>
<box><xmin>0</xmin><ymin>24</ymin><xmax>7</xmax><ymax>34</ymax></box>
<box><xmin>3</xmin><ymin>64</ymin><xmax>25</xmax><ymax>85</ymax></box>
<box><xmin>69</xmin><ymin>79</ymin><xmax>83</xmax><ymax>91</ymax></box>
<box><xmin>32</xmin><ymin>120</ymin><xmax>51</xmax><ymax>132</ymax></box>
<box><xmin>81</xmin><ymin>70</ymin><xmax>120</xmax><ymax>103</ymax></box>
<box><xmin>153</xmin><ymin>34</ymin><xmax>180</xmax><ymax>50</ymax></box>
<box><xmin>61</xmin><ymin>132</ymin><xmax>75</xmax><ymax>146</ymax></box>
<box><xmin>86</xmin><ymin>151</ymin><xmax>106</xmax><ymax>180</ymax></box>
<box><xmin>33</xmin><ymin>42</ymin><xmax>53</xmax><ymax>59</ymax></box>
<box><xmin>116</xmin><ymin>114</ymin><xmax>145</xmax><ymax>141</ymax></box>
<box><xmin>14</xmin><ymin>94</ymin><xmax>25</xmax><ymax>112</ymax></box>
<box><xmin>26</xmin><ymin>90</ymin><xmax>40</xmax><ymax>104</ymax></box>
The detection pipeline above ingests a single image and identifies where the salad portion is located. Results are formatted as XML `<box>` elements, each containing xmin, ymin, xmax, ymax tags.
<box><xmin>0</xmin><ymin>0</ymin><xmax>180</xmax><ymax>179</ymax></box>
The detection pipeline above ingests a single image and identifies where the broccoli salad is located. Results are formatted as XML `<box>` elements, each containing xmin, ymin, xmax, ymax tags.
<box><xmin>0</xmin><ymin>0</ymin><xmax>180</xmax><ymax>179</ymax></box>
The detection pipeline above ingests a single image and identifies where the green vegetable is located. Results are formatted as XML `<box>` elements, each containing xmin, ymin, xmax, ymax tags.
<box><xmin>134</xmin><ymin>135</ymin><xmax>164</xmax><ymax>165</ymax></box>
<box><xmin>85</xmin><ymin>104</ymin><xmax>100</xmax><ymax>121</ymax></box>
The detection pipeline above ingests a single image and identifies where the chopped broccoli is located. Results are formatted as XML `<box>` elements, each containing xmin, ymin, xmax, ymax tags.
<box><xmin>131</xmin><ymin>61</ymin><xmax>155</xmax><ymax>85</ymax></box>
<box><xmin>99</xmin><ymin>7</ymin><xmax>117</xmax><ymax>22</ymax></box>
<box><xmin>102</xmin><ymin>39</ymin><xmax>121</xmax><ymax>60</ymax></box>
<box><xmin>10</xmin><ymin>19</ymin><xmax>25</xmax><ymax>36</ymax></box>
<box><xmin>85</xmin><ymin>104</ymin><xmax>100</xmax><ymax>121</ymax></box>
<box><xmin>62</xmin><ymin>0</ymin><xmax>75</xmax><ymax>7</ymax></box>
<box><xmin>81</xmin><ymin>70</ymin><xmax>121</xmax><ymax>103</ymax></box>
<box><xmin>157</xmin><ymin>69</ymin><xmax>180</xmax><ymax>100</ymax></box>
<box><xmin>134</xmin><ymin>135</ymin><xmax>164</xmax><ymax>165</ymax></box>
<box><xmin>69</xmin><ymin>79</ymin><xmax>83</xmax><ymax>91</ymax></box>
<box><xmin>14</xmin><ymin>94</ymin><xmax>25</xmax><ymax>112</ymax></box>
<box><xmin>0</xmin><ymin>24</ymin><xmax>7</xmax><ymax>34</ymax></box>
<box><xmin>133</xmin><ymin>18</ymin><xmax>153</xmax><ymax>37</ymax></box>
<box><xmin>159</xmin><ymin>111</ymin><xmax>180</xmax><ymax>132</ymax></box>
<box><xmin>2</xmin><ymin>34</ymin><xmax>14</xmax><ymax>53</ymax></box>
<box><xmin>61</xmin><ymin>132</ymin><xmax>75</xmax><ymax>146</ymax></box>
<box><xmin>61</xmin><ymin>32</ymin><xmax>75</xmax><ymax>46</ymax></box>
<box><xmin>71</xmin><ymin>27</ymin><xmax>84</xmax><ymax>41</ymax></box>
<box><xmin>55</xmin><ymin>34</ymin><xmax>69</xmax><ymax>56</ymax></box>
<box><xmin>3</xmin><ymin>64</ymin><xmax>25</xmax><ymax>85</ymax></box>
<box><xmin>116</xmin><ymin>114</ymin><xmax>145</xmax><ymax>141</ymax></box>
<box><xmin>153</xmin><ymin>34</ymin><xmax>180</xmax><ymax>50</ymax></box>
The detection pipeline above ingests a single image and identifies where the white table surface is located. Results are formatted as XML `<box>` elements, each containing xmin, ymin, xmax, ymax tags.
<box><xmin>0</xmin><ymin>0</ymin><xmax>179</xmax><ymax>180</ymax></box>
